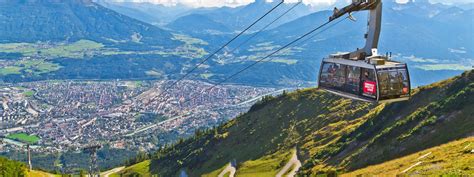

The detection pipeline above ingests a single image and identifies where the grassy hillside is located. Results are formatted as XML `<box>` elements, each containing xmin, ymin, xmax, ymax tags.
<box><xmin>0</xmin><ymin>156</ymin><xmax>62</xmax><ymax>177</ymax></box>
<box><xmin>0</xmin><ymin>156</ymin><xmax>27</xmax><ymax>176</ymax></box>
<box><xmin>342</xmin><ymin>137</ymin><xmax>474</xmax><ymax>176</ymax></box>
<box><xmin>111</xmin><ymin>160</ymin><xmax>152</xmax><ymax>177</ymax></box>
<box><xmin>28</xmin><ymin>170</ymin><xmax>61</xmax><ymax>177</ymax></box>
<box><xmin>117</xmin><ymin>70</ymin><xmax>473</xmax><ymax>176</ymax></box>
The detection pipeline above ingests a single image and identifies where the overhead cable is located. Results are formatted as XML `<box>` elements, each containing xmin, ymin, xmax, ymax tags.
<box><xmin>179</xmin><ymin>15</ymin><xmax>352</xmax><ymax>105</ymax></box>
<box><xmin>155</xmin><ymin>0</ymin><xmax>286</xmax><ymax>99</ymax></box>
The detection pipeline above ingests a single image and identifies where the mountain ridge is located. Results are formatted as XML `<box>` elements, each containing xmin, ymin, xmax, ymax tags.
<box><xmin>166</xmin><ymin>14</ymin><xmax>232</xmax><ymax>34</ymax></box>
<box><xmin>0</xmin><ymin>0</ymin><xmax>471</xmax><ymax>87</ymax></box>
<box><xmin>0</xmin><ymin>0</ymin><xmax>178</xmax><ymax>47</ymax></box>
<box><xmin>115</xmin><ymin>70</ymin><xmax>473</xmax><ymax>176</ymax></box>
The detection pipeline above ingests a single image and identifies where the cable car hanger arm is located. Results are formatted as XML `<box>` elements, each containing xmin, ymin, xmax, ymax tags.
<box><xmin>328</xmin><ymin>0</ymin><xmax>382</xmax><ymax>60</ymax></box>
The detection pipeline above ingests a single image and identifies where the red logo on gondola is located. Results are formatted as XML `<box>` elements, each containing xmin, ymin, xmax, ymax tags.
<box><xmin>363</xmin><ymin>81</ymin><xmax>376</xmax><ymax>94</ymax></box>
<box><xmin>403</xmin><ymin>87</ymin><xmax>409</xmax><ymax>94</ymax></box>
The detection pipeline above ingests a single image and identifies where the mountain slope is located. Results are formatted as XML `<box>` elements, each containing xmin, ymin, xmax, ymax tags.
<box><xmin>255</xmin><ymin>1</ymin><xmax>474</xmax><ymax>59</ymax></box>
<box><xmin>0</xmin><ymin>157</ymin><xmax>62</xmax><ymax>177</ymax></box>
<box><xmin>96</xmin><ymin>1</ymin><xmax>159</xmax><ymax>25</ymax></box>
<box><xmin>28</xmin><ymin>170</ymin><xmax>62</xmax><ymax>177</ymax></box>
<box><xmin>162</xmin><ymin>0</ymin><xmax>315</xmax><ymax>32</ymax></box>
<box><xmin>96</xmin><ymin>0</ymin><xmax>192</xmax><ymax>26</ymax></box>
<box><xmin>1</xmin><ymin>0</ymin><xmax>470</xmax><ymax>87</ymax></box>
<box><xmin>216</xmin><ymin>1</ymin><xmax>473</xmax><ymax>87</ymax></box>
<box><xmin>342</xmin><ymin>137</ymin><xmax>474</xmax><ymax>176</ymax></box>
<box><xmin>166</xmin><ymin>14</ymin><xmax>232</xmax><ymax>34</ymax></box>
<box><xmin>207</xmin><ymin>0</ymin><xmax>313</xmax><ymax>31</ymax></box>
<box><xmin>0</xmin><ymin>156</ymin><xmax>37</xmax><ymax>176</ymax></box>
<box><xmin>0</xmin><ymin>157</ymin><xmax>27</xmax><ymax>176</ymax></box>
<box><xmin>0</xmin><ymin>0</ymin><xmax>177</xmax><ymax>47</ymax></box>
<box><xmin>117</xmin><ymin>70</ymin><xmax>473</xmax><ymax>176</ymax></box>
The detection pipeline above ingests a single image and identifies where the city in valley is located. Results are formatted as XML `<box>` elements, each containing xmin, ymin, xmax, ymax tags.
<box><xmin>0</xmin><ymin>80</ymin><xmax>285</xmax><ymax>153</ymax></box>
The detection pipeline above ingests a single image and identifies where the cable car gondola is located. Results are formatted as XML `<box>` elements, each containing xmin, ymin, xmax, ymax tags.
<box><xmin>317</xmin><ymin>0</ymin><xmax>411</xmax><ymax>103</ymax></box>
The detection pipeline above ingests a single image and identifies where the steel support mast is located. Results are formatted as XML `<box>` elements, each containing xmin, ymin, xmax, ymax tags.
<box><xmin>328</xmin><ymin>0</ymin><xmax>382</xmax><ymax>60</ymax></box>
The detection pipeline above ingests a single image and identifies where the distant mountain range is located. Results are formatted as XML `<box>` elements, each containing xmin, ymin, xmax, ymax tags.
<box><xmin>97</xmin><ymin>0</ymin><xmax>316</xmax><ymax>32</ymax></box>
<box><xmin>0</xmin><ymin>0</ymin><xmax>472</xmax><ymax>87</ymax></box>
<box><xmin>95</xmin><ymin>0</ymin><xmax>192</xmax><ymax>26</ymax></box>
<box><xmin>166</xmin><ymin>14</ymin><xmax>233</xmax><ymax>34</ymax></box>
<box><xmin>240</xmin><ymin>0</ymin><xmax>474</xmax><ymax>58</ymax></box>
<box><xmin>0</xmin><ymin>0</ymin><xmax>178</xmax><ymax>47</ymax></box>
<box><xmin>223</xmin><ymin>0</ymin><xmax>473</xmax><ymax>86</ymax></box>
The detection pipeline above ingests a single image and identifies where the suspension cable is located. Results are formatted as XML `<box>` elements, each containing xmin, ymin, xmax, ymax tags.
<box><xmin>132</xmin><ymin>14</ymin><xmax>351</xmax><ymax>139</ymax></box>
<box><xmin>224</xmin><ymin>1</ymin><xmax>302</xmax><ymax>58</ymax></box>
<box><xmin>178</xmin><ymin>15</ymin><xmax>351</xmax><ymax>105</ymax></box>
<box><xmin>285</xmin><ymin>14</ymin><xmax>352</xmax><ymax>54</ymax></box>
<box><xmin>156</xmin><ymin>0</ymin><xmax>285</xmax><ymax>99</ymax></box>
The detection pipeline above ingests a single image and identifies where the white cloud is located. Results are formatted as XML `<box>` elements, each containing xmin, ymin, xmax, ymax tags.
<box><xmin>403</xmin><ymin>55</ymin><xmax>439</xmax><ymax>63</ymax></box>
<box><xmin>395</xmin><ymin>0</ymin><xmax>410</xmax><ymax>3</ymax></box>
<box><xmin>296</xmin><ymin>0</ymin><xmax>339</xmax><ymax>6</ymax></box>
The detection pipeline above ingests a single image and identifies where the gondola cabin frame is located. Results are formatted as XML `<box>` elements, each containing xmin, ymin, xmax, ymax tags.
<box><xmin>318</xmin><ymin>54</ymin><xmax>411</xmax><ymax>103</ymax></box>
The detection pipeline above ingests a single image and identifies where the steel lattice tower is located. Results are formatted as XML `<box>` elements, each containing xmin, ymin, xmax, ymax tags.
<box><xmin>83</xmin><ymin>144</ymin><xmax>102</xmax><ymax>177</ymax></box>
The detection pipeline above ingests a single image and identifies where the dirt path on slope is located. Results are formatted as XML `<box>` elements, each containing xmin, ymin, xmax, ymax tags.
<box><xmin>218</xmin><ymin>162</ymin><xmax>236</xmax><ymax>177</ymax></box>
<box><xmin>276</xmin><ymin>149</ymin><xmax>301</xmax><ymax>177</ymax></box>
<box><xmin>101</xmin><ymin>166</ymin><xmax>125</xmax><ymax>177</ymax></box>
